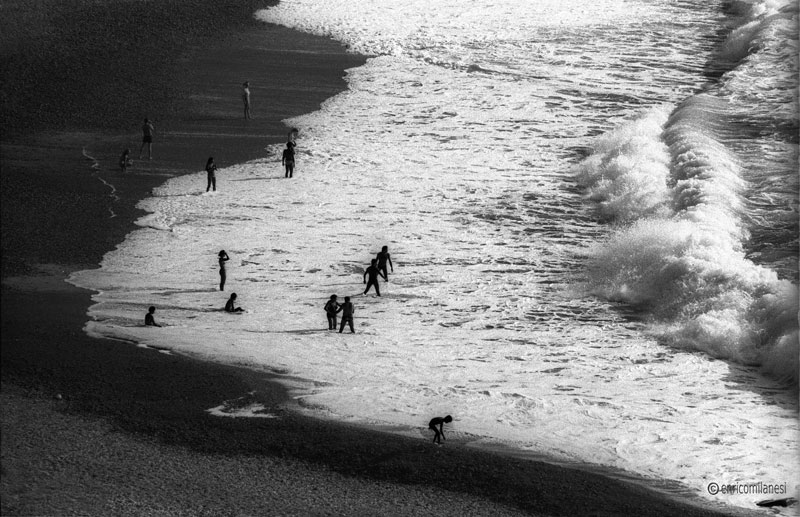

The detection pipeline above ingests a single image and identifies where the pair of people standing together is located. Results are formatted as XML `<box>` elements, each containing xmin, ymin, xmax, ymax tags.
<box><xmin>324</xmin><ymin>295</ymin><xmax>355</xmax><ymax>333</ymax></box>
<box><xmin>323</xmin><ymin>246</ymin><xmax>394</xmax><ymax>333</ymax></box>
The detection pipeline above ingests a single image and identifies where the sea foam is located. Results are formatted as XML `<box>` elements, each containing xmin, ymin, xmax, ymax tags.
<box><xmin>576</xmin><ymin>6</ymin><xmax>799</xmax><ymax>382</ymax></box>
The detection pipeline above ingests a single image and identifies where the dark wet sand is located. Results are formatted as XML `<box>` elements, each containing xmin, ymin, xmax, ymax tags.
<box><xmin>0</xmin><ymin>1</ymin><xmax>755</xmax><ymax>515</ymax></box>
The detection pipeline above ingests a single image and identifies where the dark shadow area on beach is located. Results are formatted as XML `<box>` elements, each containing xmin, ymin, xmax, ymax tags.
<box><xmin>1</xmin><ymin>0</ymin><xmax>364</xmax><ymax>278</ymax></box>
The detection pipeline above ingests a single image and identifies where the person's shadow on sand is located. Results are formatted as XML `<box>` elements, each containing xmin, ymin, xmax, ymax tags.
<box><xmin>231</xmin><ymin>177</ymin><xmax>284</xmax><ymax>182</ymax></box>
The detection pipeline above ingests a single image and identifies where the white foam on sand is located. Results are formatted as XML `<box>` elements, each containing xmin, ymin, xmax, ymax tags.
<box><xmin>207</xmin><ymin>404</ymin><xmax>279</xmax><ymax>419</ymax></box>
<box><xmin>69</xmin><ymin>0</ymin><xmax>799</xmax><ymax>513</ymax></box>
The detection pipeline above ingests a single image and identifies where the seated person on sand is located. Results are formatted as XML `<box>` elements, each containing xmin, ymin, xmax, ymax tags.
<box><xmin>428</xmin><ymin>415</ymin><xmax>452</xmax><ymax>444</ymax></box>
<box><xmin>145</xmin><ymin>306</ymin><xmax>161</xmax><ymax>327</ymax></box>
<box><xmin>119</xmin><ymin>149</ymin><xmax>133</xmax><ymax>173</ymax></box>
<box><xmin>225</xmin><ymin>293</ymin><xmax>244</xmax><ymax>313</ymax></box>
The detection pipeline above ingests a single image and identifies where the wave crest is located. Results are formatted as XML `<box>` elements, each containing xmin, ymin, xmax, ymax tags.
<box><xmin>577</xmin><ymin>95</ymin><xmax>798</xmax><ymax>384</ymax></box>
<box><xmin>574</xmin><ymin>107</ymin><xmax>672</xmax><ymax>222</ymax></box>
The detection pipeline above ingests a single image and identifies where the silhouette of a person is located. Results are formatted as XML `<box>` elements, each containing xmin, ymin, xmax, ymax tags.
<box><xmin>376</xmin><ymin>245</ymin><xmax>393</xmax><ymax>282</ymax></box>
<box><xmin>288</xmin><ymin>128</ymin><xmax>299</xmax><ymax>145</ymax></box>
<box><xmin>363</xmin><ymin>258</ymin><xmax>382</xmax><ymax>296</ymax></box>
<box><xmin>139</xmin><ymin>118</ymin><xmax>154</xmax><ymax>159</ymax></box>
<box><xmin>428</xmin><ymin>415</ymin><xmax>452</xmax><ymax>444</ymax></box>
<box><xmin>225</xmin><ymin>293</ymin><xmax>244</xmax><ymax>313</ymax></box>
<box><xmin>282</xmin><ymin>142</ymin><xmax>295</xmax><ymax>178</ymax></box>
<box><xmin>145</xmin><ymin>306</ymin><xmax>161</xmax><ymax>327</ymax></box>
<box><xmin>206</xmin><ymin>157</ymin><xmax>217</xmax><ymax>192</ymax></box>
<box><xmin>119</xmin><ymin>149</ymin><xmax>133</xmax><ymax>173</ymax></box>
<box><xmin>218</xmin><ymin>250</ymin><xmax>229</xmax><ymax>291</ymax></box>
<box><xmin>242</xmin><ymin>81</ymin><xmax>252</xmax><ymax>119</ymax></box>
<box><xmin>324</xmin><ymin>294</ymin><xmax>340</xmax><ymax>330</ymax></box>
<box><xmin>338</xmin><ymin>296</ymin><xmax>355</xmax><ymax>333</ymax></box>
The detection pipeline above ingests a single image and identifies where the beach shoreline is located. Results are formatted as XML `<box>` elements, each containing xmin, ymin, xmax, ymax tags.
<box><xmin>0</xmin><ymin>1</ymin><xmax>760</xmax><ymax>515</ymax></box>
<box><xmin>1</xmin><ymin>276</ymin><xmax>752</xmax><ymax>517</ymax></box>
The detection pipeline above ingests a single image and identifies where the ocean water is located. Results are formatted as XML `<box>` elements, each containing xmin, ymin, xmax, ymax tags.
<box><xmin>69</xmin><ymin>0</ymin><xmax>799</xmax><ymax>512</ymax></box>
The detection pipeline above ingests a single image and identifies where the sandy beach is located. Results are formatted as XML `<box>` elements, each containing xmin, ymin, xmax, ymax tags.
<box><xmin>0</xmin><ymin>1</ymin><xmax>763</xmax><ymax>515</ymax></box>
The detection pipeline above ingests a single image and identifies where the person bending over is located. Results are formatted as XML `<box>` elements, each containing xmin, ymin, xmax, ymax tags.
<box><xmin>428</xmin><ymin>415</ymin><xmax>452</xmax><ymax>444</ymax></box>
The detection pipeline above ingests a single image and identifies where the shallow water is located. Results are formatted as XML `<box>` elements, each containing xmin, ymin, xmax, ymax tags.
<box><xmin>70</xmin><ymin>0</ymin><xmax>799</xmax><ymax>512</ymax></box>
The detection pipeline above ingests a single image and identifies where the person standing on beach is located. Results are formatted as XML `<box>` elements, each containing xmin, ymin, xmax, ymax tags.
<box><xmin>324</xmin><ymin>294</ymin><xmax>340</xmax><ymax>330</ymax></box>
<box><xmin>242</xmin><ymin>81</ymin><xmax>252</xmax><ymax>119</ymax></box>
<box><xmin>145</xmin><ymin>306</ymin><xmax>161</xmax><ymax>327</ymax></box>
<box><xmin>288</xmin><ymin>128</ymin><xmax>298</xmax><ymax>146</ymax></box>
<box><xmin>218</xmin><ymin>250</ymin><xmax>229</xmax><ymax>291</ymax></box>
<box><xmin>363</xmin><ymin>258</ymin><xmax>382</xmax><ymax>296</ymax></box>
<box><xmin>376</xmin><ymin>245</ymin><xmax>394</xmax><ymax>282</ymax></box>
<box><xmin>206</xmin><ymin>157</ymin><xmax>218</xmax><ymax>192</ymax></box>
<box><xmin>338</xmin><ymin>296</ymin><xmax>355</xmax><ymax>333</ymax></box>
<box><xmin>282</xmin><ymin>142</ymin><xmax>295</xmax><ymax>178</ymax></box>
<box><xmin>428</xmin><ymin>415</ymin><xmax>452</xmax><ymax>444</ymax></box>
<box><xmin>225</xmin><ymin>293</ymin><xmax>244</xmax><ymax>313</ymax></box>
<box><xmin>139</xmin><ymin>118</ymin><xmax>154</xmax><ymax>159</ymax></box>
